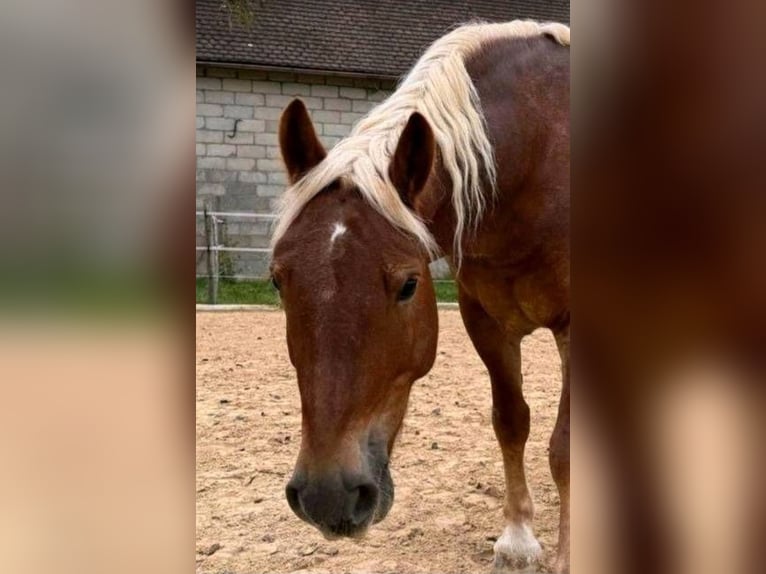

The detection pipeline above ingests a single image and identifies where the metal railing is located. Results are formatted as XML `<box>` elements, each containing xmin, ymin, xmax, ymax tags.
<box><xmin>196</xmin><ymin>210</ymin><xmax>275</xmax><ymax>303</ymax></box>
<box><xmin>196</xmin><ymin>210</ymin><xmax>455</xmax><ymax>305</ymax></box>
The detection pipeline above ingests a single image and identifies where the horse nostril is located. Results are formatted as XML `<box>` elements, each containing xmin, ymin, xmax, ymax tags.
<box><xmin>285</xmin><ymin>481</ymin><xmax>303</xmax><ymax>517</ymax></box>
<box><xmin>351</xmin><ymin>482</ymin><xmax>378</xmax><ymax>525</ymax></box>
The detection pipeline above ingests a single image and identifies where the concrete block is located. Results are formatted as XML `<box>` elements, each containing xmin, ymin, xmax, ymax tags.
<box><xmin>340</xmin><ymin>87</ymin><xmax>367</xmax><ymax>99</ymax></box>
<box><xmin>196</xmin><ymin>130</ymin><xmax>223</xmax><ymax>143</ymax></box>
<box><xmin>268</xmin><ymin>171</ymin><xmax>288</xmax><ymax>185</ymax></box>
<box><xmin>429</xmin><ymin>257</ymin><xmax>453</xmax><ymax>279</ymax></box>
<box><xmin>369</xmin><ymin>90</ymin><xmax>391</xmax><ymax>102</ymax></box>
<box><xmin>207</xmin><ymin>144</ymin><xmax>236</xmax><ymax>157</ymax></box>
<box><xmin>265</xmin><ymin>120</ymin><xmax>279</xmax><ymax>132</ymax></box>
<box><xmin>197</xmin><ymin>90</ymin><xmax>205</xmax><ymax>103</ymax></box>
<box><xmin>206</xmin><ymin>67</ymin><xmax>237</xmax><ymax>78</ymax></box>
<box><xmin>197</xmin><ymin>157</ymin><xmax>226</xmax><ymax>169</ymax></box>
<box><xmin>197</xmin><ymin>183</ymin><xmax>226</xmax><ymax>195</ymax></box>
<box><xmin>197</xmin><ymin>77</ymin><xmax>222</xmax><ymax>90</ymax></box>
<box><xmin>237</xmin><ymin>145</ymin><xmax>266</xmax><ymax>159</ymax></box>
<box><xmin>226</xmin><ymin>158</ymin><xmax>256</xmax><ymax>171</ymax></box>
<box><xmin>265</xmin><ymin>94</ymin><xmax>295</xmax><ymax>109</ymax></box>
<box><xmin>353</xmin><ymin>78</ymin><xmax>381</xmax><ymax>89</ymax></box>
<box><xmin>197</xmin><ymin>103</ymin><xmax>223</xmax><ymax>117</ymax></box>
<box><xmin>341</xmin><ymin>112</ymin><xmax>364</xmax><ymax>125</ymax></box>
<box><xmin>219</xmin><ymin>194</ymin><xmax>270</xmax><ymax>212</ymax></box>
<box><xmin>196</xmin><ymin>143</ymin><xmax>206</xmax><ymax>156</ymax></box>
<box><xmin>324</xmin><ymin>123</ymin><xmax>351</xmax><ymax>137</ymax></box>
<box><xmin>239</xmin><ymin>221</ymin><xmax>272</xmax><ymax>235</ymax></box>
<box><xmin>300</xmin><ymin>96</ymin><xmax>323</xmax><ymax>109</ymax></box>
<box><xmin>207</xmin><ymin>169</ymin><xmax>238</xmax><ymax>183</ymax></box>
<box><xmin>196</xmin><ymin>169</ymin><xmax>206</xmax><ymax>182</ymax></box>
<box><xmin>238</xmin><ymin>234</ymin><xmax>272</xmax><ymax>249</ymax></box>
<box><xmin>251</xmin><ymin>80</ymin><xmax>283</xmax><ymax>94</ymax></box>
<box><xmin>326</xmin><ymin>76</ymin><xmax>355</xmax><ymax>87</ymax></box>
<box><xmin>255</xmin><ymin>133</ymin><xmax>278</xmax><ymax>146</ymax></box>
<box><xmin>282</xmin><ymin>82</ymin><xmax>311</xmax><ymax>96</ymax></box>
<box><xmin>311</xmin><ymin>85</ymin><xmax>339</xmax><ymax>98</ymax></box>
<box><xmin>205</xmin><ymin>117</ymin><xmax>234</xmax><ymax>131</ymax></box>
<box><xmin>238</xmin><ymin>69</ymin><xmax>268</xmax><ymax>80</ymax></box>
<box><xmin>223</xmin><ymin>105</ymin><xmax>254</xmax><ymax>119</ymax></box>
<box><xmin>268</xmin><ymin>198</ymin><xmax>282</xmax><ymax>211</ymax></box>
<box><xmin>324</xmin><ymin>98</ymin><xmax>352</xmax><ymax>111</ymax></box>
<box><xmin>225</xmin><ymin>132</ymin><xmax>254</xmax><ymax>145</ymax></box>
<box><xmin>196</xmin><ymin>116</ymin><xmax>204</xmax><ymax>129</ymax></box>
<box><xmin>258</xmin><ymin>184</ymin><xmax>284</xmax><ymax>197</ymax></box>
<box><xmin>268</xmin><ymin>71</ymin><xmax>296</xmax><ymax>82</ymax></box>
<box><xmin>222</xmin><ymin>79</ymin><xmax>252</xmax><ymax>92</ymax></box>
<box><xmin>253</xmin><ymin>107</ymin><xmax>283</xmax><ymax>120</ymax></box>
<box><xmin>380</xmin><ymin>79</ymin><xmax>398</xmax><ymax>90</ymax></box>
<box><xmin>322</xmin><ymin>136</ymin><xmax>342</xmax><ymax>148</ymax></box>
<box><xmin>352</xmin><ymin>100</ymin><xmax>376</xmax><ymax>113</ymax></box>
<box><xmin>257</xmin><ymin>159</ymin><xmax>284</xmax><ymax>171</ymax></box>
<box><xmin>235</xmin><ymin>93</ymin><xmax>265</xmax><ymax>106</ymax></box>
<box><xmin>224</xmin><ymin>222</ymin><xmax>242</xmax><ymax>235</ymax></box>
<box><xmin>227</xmin><ymin>181</ymin><xmax>257</xmax><ymax>193</ymax></box>
<box><xmin>266</xmin><ymin>146</ymin><xmax>282</xmax><ymax>159</ymax></box>
<box><xmin>297</xmin><ymin>73</ymin><xmax>324</xmax><ymax>84</ymax></box>
<box><xmin>312</xmin><ymin>110</ymin><xmax>340</xmax><ymax>123</ymax></box>
<box><xmin>238</xmin><ymin>119</ymin><xmax>266</xmax><ymax>132</ymax></box>
<box><xmin>239</xmin><ymin>171</ymin><xmax>267</xmax><ymax>184</ymax></box>
<box><xmin>205</xmin><ymin>90</ymin><xmax>234</xmax><ymax>104</ymax></box>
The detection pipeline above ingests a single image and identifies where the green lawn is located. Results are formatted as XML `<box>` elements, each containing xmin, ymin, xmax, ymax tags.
<box><xmin>196</xmin><ymin>278</ymin><xmax>281</xmax><ymax>306</ymax></box>
<box><xmin>433</xmin><ymin>279</ymin><xmax>458</xmax><ymax>303</ymax></box>
<box><xmin>196</xmin><ymin>279</ymin><xmax>458</xmax><ymax>305</ymax></box>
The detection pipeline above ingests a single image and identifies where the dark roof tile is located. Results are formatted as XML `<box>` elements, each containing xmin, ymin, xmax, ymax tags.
<box><xmin>196</xmin><ymin>0</ymin><xmax>569</xmax><ymax>77</ymax></box>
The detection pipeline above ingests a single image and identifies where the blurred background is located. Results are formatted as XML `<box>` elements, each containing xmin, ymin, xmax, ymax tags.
<box><xmin>0</xmin><ymin>2</ymin><xmax>193</xmax><ymax>574</ymax></box>
<box><xmin>0</xmin><ymin>0</ymin><xmax>764</xmax><ymax>573</ymax></box>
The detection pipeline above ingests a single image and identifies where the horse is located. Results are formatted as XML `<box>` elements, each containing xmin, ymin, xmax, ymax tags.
<box><xmin>269</xmin><ymin>20</ymin><xmax>570</xmax><ymax>573</ymax></box>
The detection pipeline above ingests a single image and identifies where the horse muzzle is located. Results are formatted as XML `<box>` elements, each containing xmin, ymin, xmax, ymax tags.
<box><xmin>285</xmin><ymin>446</ymin><xmax>394</xmax><ymax>538</ymax></box>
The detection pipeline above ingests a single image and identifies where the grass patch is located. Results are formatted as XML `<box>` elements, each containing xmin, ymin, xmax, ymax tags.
<box><xmin>433</xmin><ymin>280</ymin><xmax>458</xmax><ymax>303</ymax></box>
<box><xmin>196</xmin><ymin>278</ymin><xmax>459</xmax><ymax>305</ymax></box>
<box><xmin>196</xmin><ymin>278</ymin><xmax>281</xmax><ymax>306</ymax></box>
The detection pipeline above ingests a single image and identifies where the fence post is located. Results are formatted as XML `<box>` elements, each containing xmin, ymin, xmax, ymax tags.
<box><xmin>203</xmin><ymin>206</ymin><xmax>219</xmax><ymax>304</ymax></box>
<box><xmin>211</xmin><ymin>214</ymin><xmax>220</xmax><ymax>302</ymax></box>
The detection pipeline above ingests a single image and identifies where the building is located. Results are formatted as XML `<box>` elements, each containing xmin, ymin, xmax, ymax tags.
<box><xmin>196</xmin><ymin>0</ymin><xmax>569</xmax><ymax>278</ymax></box>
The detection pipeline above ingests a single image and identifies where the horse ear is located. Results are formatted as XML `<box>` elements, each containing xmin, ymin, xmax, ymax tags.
<box><xmin>389</xmin><ymin>112</ymin><xmax>435</xmax><ymax>210</ymax></box>
<box><xmin>279</xmin><ymin>99</ymin><xmax>327</xmax><ymax>184</ymax></box>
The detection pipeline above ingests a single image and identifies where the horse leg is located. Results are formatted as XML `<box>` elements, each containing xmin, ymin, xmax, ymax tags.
<box><xmin>550</xmin><ymin>325</ymin><xmax>570</xmax><ymax>574</ymax></box>
<box><xmin>459</xmin><ymin>292</ymin><xmax>541</xmax><ymax>572</ymax></box>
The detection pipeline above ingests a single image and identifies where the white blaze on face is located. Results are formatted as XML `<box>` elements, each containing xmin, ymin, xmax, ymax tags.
<box><xmin>330</xmin><ymin>222</ymin><xmax>347</xmax><ymax>247</ymax></box>
<box><xmin>321</xmin><ymin>222</ymin><xmax>349</xmax><ymax>301</ymax></box>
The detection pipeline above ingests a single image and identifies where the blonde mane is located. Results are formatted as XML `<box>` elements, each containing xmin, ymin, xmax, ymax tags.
<box><xmin>271</xmin><ymin>20</ymin><xmax>570</xmax><ymax>263</ymax></box>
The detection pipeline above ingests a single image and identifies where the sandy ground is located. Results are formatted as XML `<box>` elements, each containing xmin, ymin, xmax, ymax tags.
<box><xmin>197</xmin><ymin>310</ymin><xmax>563</xmax><ymax>574</ymax></box>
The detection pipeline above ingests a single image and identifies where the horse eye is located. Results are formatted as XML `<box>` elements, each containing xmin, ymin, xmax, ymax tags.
<box><xmin>398</xmin><ymin>277</ymin><xmax>418</xmax><ymax>301</ymax></box>
<box><xmin>270</xmin><ymin>276</ymin><xmax>280</xmax><ymax>292</ymax></box>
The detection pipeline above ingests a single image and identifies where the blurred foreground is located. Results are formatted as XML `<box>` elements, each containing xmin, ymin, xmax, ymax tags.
<box><xmin>0</xmin><ymin>0</ymin><xmax>764</xmax><ymax>573</ymax></box>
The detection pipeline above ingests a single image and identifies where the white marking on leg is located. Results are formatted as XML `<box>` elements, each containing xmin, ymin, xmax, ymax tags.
<box><xmin>493</xmin><ymin>522</ymin><xmax>543</xmax><ymax>571</ymax></box>
<box><xmin>330</xmin><ymin>222</ymin><xmax>347</xmax><ymax>246</ymax></box>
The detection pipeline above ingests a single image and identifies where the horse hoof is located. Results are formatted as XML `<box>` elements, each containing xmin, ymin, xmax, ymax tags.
<box><xmin>492</xmin><ymin>553</ymin><xmax>543</xmax><ymax>573</ymax></box>
<box><xmin>492</xmin><ymin>524</ymin><xmax>543</xmax><ymax>573</ymax></box>
<box><xmin>492</xmin><ymin>555</ymin><xmax>540</xmax><ymax>574</ymax></box>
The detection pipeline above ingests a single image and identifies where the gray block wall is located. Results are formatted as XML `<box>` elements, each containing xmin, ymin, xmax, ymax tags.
<box><xmin>196</xmin><ymin>66</ymin><xmax>452</xmax><ymax>281</ymax></box>
<box><xmin>196</xmin><ymin>66</ymin><xmax>396</xmax><ymax>279</ymax></box>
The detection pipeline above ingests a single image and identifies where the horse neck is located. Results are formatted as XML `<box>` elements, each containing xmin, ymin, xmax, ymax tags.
<box><xmin>421</xmin><ymin>156</ymin><xmax>462</xmax><ymax>260</ymax></box>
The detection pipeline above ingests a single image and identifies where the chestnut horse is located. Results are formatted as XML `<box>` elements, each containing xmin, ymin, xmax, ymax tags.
<box><xmin>270</xmin><ymin>21</ymin><xmax>570</xmax><ymax>573</ymax></box>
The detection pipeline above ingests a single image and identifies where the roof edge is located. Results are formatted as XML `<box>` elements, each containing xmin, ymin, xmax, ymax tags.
<box><xmin>196</xmin><ymin>60</ymin><xmax>401</xmax><ymax>81</ymax></box>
